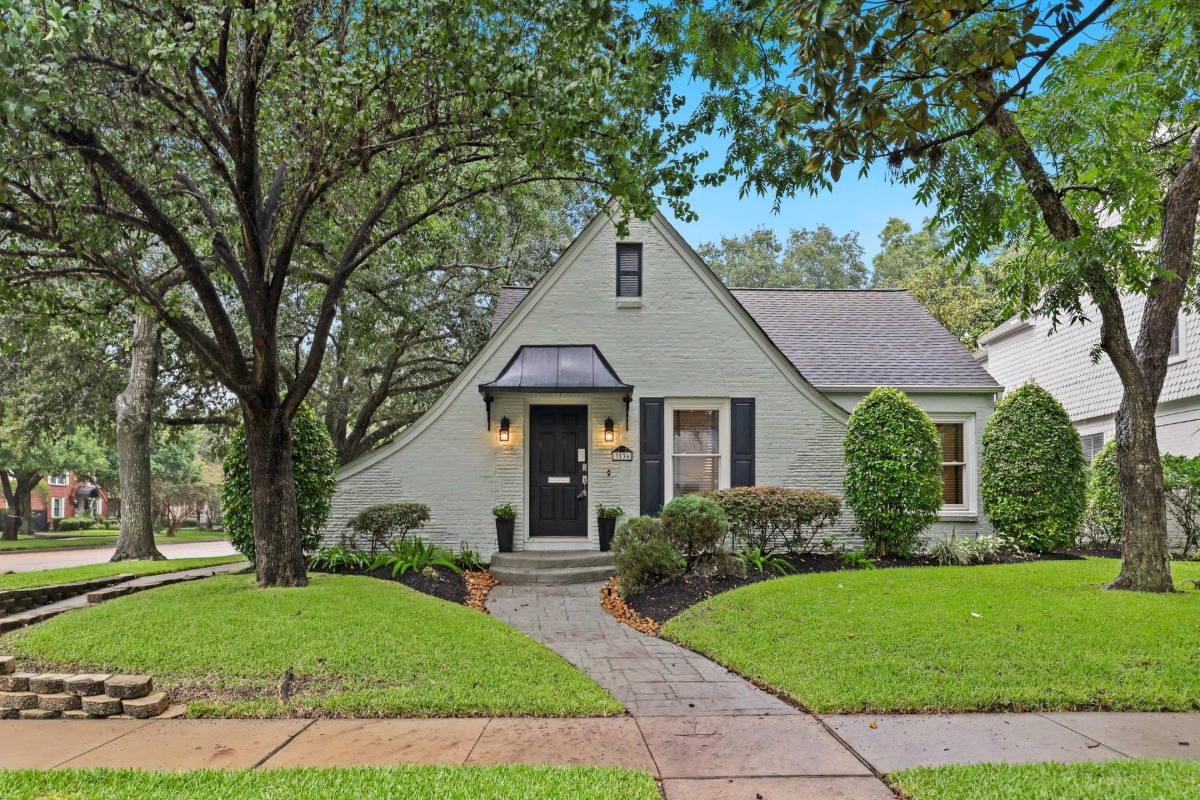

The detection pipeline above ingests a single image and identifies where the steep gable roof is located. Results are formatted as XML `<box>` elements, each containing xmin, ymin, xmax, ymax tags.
<box><xmin>490</xmin><ymin>285</ymin><xmax>998</xmax><ymax>390</ymax></box>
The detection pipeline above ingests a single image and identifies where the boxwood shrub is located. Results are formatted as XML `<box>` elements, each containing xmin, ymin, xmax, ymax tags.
<box><xmin>54</xmin><ymin>517</ymin><xmax>95</xmax><ymax>532</ymax></box>
<box><xmin>981</xmin><ymin>382</ymin><xmax>1086</xmax><ymax>552</ymax></box>
<box><xmin>705</xmin><ymin>486</ymin><xmax>841</xmax><ymax>554</ymax></box>
<box><xmin>844</xmin><ymin>387</ymin><xmax>942</xmax><ymax>557</ymax></box>
<box><xmin>612</xmin><ymin>515</ymin><xmax>682</xmax><ymax>596</ymax></box>
<box><xmin>660</xmin><ymin>495</ymin><xmax>728</xmax><ymax>565</ymax></box>
<box><xmin>221</xmin><ymin>405</ymin><xmax>338</xmax><ymax>565</ymax></box>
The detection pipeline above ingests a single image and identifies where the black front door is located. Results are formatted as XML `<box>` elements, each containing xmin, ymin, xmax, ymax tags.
<box><xmin>529</xmin><ymin>405</ymin><xmax>587</xmax><ymax>537</ymax></box>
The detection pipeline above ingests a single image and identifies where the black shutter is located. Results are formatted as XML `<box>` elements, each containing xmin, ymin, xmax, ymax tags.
<box><xmin>617</xmin><ymin>243</ymin><xmax>642</xmax><ymax>297</ymax></box>
<box><xmin>640</xmin><ymin>397</ymin><xmax>665</xmax><ymax>515</ymax></box>
<box><xmin>730</xmin><ymin>397</ymin><xmax>755</xmax><ymax>487</ymax></box>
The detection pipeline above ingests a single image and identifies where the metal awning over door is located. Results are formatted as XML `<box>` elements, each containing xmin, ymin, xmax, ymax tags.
<box><xmin>478</xmin><ymin>345</ymin><xmax>633</xmax><ymax>394</ymax></box>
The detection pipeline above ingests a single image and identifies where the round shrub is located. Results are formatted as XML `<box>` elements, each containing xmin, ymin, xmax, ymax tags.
<box><xmin>705</xmin><ymin>486</ymin><xmax>842</xmax><ymax>554</ymax></box>
<box><xmin>660</xmin><ymin>494</ymin><xmax>728</xmax><ymax>564</ymax></box>
<box><xmin>981</xmin><ymin>382</ymin><xmax>1086</xmax><ymax>552</ymax></box>
<box><xmin>843</xmin><ymin>386</ymin><xmax>942</xmax><ymax>557</ymax></box>
<box><xmin>221</xmin><ymin>405</ymin><xmax>338</xmax><ymax>565</ymax></box>
<box><xmin>612</xmin><ymin>515</ymin><xmax>682</xmax><ymax>596</ymax></box>
<box><xmin>346</xmin><ymin>502</ymin><xmax>431</xmax><ymax>555</ymax></box>
<box><xmin>1083</xmin><ymin>439</ymin><xmax>1121</xmax><ymax>547</ymax></box>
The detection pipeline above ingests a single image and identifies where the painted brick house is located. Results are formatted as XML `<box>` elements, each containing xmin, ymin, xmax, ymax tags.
<box><xmin>326</xmin><ymin>206</ymin><xmax>999</xmax><ymax>556</ymax></box>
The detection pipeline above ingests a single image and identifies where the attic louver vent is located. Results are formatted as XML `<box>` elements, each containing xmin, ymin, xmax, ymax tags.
<box><xmin>616</xmin><ymin>243</ymin><xmax>642</xmax><ymax>297</ymax></box>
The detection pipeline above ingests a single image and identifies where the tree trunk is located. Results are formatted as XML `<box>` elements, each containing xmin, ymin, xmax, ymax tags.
<box><xmin>242</xmin><ymin>400</ymin><xmax>308</xmax><ymax>588</ymax></box>
<box><xmin>1108</xmin><ymin>398</ymin><xmax>1174</xmax><ymax>591</ymax></box>
<box><xmin>111</xmin><ymin>312</ymin><xmax>164</xmax><ymax>562</ymax></box>
<box><xmin>2</xmin><ymin>473</ymin><xmax>41</xmax><ymax>538</ymax></box>
<box><xmin>0</xmin><ymin>474</ymin><xmax>19</xmax><ymax>541</ymax></box>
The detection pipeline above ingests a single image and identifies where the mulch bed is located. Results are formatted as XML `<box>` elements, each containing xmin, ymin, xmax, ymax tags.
<box><xmin>313</xmin><ymin>564</ymin><xmax>470</xmax><ymax>606</ymax></box>
<box><xmin>624</xmin><ymin>548</ymin><xmax>1122</xmax><ymax>627</ymax></box>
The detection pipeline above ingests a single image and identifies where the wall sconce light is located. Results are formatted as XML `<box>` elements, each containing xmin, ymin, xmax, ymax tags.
<box><xmin>604</xmin><ymin>417</ymin><xmax>615</xmax><ymax>443</ymax></box>
<box><xmin>498</xmin><ymin>417</ymin><xmax>510</xmax><ymax>442</ymax></box>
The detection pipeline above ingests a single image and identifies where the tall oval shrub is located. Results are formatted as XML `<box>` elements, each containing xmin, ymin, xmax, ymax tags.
<box><xmin>843</xmin><ymin>387</ymin><xmax>942</xmax><ymax>556</ymax></box>
<box><xmin>222</xmin><ymin>405</ymin><xmax>338</xmax><ymax>564</ymax></box>
<box><xmin>1084</xmin><ymin>439</ymin><xmax>1121</xmax><ymax>547</ymax></box>
<box><xmin>981</xmin><ymin>382</ymin><xmax>1086</xmax><ymax>552</ymax></box>
<box><xmin>660</xmin><ymin>495</ymin><xmax>728</xmax><ymax>565</ymax></box>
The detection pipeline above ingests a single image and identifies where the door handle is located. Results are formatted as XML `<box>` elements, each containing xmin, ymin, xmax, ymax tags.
<box><xmin>576</xmin><ymin>488</ymin><xmax>588</xmax><ymax>500</ymax></box>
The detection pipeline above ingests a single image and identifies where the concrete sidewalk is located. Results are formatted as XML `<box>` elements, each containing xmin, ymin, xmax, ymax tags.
<box><xmin>0</xmin><ymin>713</ymin><xmax>1195</xmax><ymax>798</ymax></box>
<box><xmin>0</xmin><ymin>540</ymin><xmax>237</xmax><ymax>573</ymax></box>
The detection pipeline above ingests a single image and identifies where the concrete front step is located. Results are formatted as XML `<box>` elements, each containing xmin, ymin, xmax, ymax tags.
<box><xmin>490</xmin><ymin>551</ymin><xmax>615</xmax><ymax>585</ymax></box>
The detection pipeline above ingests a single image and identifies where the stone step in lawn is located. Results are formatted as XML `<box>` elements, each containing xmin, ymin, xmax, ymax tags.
<box><xmin>0</xmin><ymin>657</ymin><xmax>174</xmax><ymax>720</ymax></box>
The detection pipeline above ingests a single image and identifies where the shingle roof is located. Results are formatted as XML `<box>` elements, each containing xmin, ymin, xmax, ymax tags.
<box><xmin>490</xmin><ymin>285</ymin><xmax>999</xmax><ymax>389</ymax></box>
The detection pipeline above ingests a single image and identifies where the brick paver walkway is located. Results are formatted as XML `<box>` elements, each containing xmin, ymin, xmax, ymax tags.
<box><xmin>487</xmin><ymin>582</ymin><xmax>798</xmax><ymax>717</ymax></box>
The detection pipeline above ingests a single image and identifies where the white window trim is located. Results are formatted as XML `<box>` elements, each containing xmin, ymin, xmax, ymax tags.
<box><xmin>47</xmin><ymin>475</ymin><xmax>68</xmax><ymax>486</ymax></box>
<box><xmin>664</xmin><ymin>398</ymin><xmax>731</xmax><ymax>500</ymax></box>
<box><xmin>931</xmin><ymin>413</ymin><xmax>977</xmax><ymax>518</ymax></box>
<box><xmin>50</xmin><ymin>497</ymin><xmax>64</xmax><ymax>518</ymax></box>
<box><xmin>1169</xmin><ymin>315</ymin><xmax>1187</xmax><ymax>365</ymax></box>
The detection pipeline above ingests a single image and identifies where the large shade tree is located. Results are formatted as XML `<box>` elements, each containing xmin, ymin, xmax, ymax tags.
<box><xmin>699</xmin><ymin>224</ymin><xmax>867</xmax><ymax>288</ymax></box>
<box><xmin>673</xmin><ymin>0</ymin><xmax>1200</xmax><ymax>592</ymax></box>
<box><xmin>0</xmin><ymin>0</ymin><xmax>704</xmax><ymax>586</ymax></box>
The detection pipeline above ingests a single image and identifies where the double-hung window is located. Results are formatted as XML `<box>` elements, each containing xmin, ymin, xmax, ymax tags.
<box><xmin>934</xmin><ymin>419</ymin><xmax>972</xmax><ymax>511</ymax></box>
<box><xmin>666</xmin><ymin>401</ymin><xmax>730</xmax><ymax>498</ymax></box>
<box><xmin>48</xmin><ymin>475</ymin><xmax>68</xmax><ymax>486</ymax></box>
<box><xmin>50</xmin><ymin>497</ymin><xmax>64</xmax><ymax>518</ymax></box>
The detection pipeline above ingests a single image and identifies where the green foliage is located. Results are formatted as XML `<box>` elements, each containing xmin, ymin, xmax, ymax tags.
<box><xmin>698</xmin><ymin>225</ymin><xmax>868</xmax><ymax>289</ymax></box>
<box><xmin>308</xmin><ymin>544</ymin><xmax>372</xmax><ymax>573</ymax></box>
<box><xmin>843</xmin><ymin>387</ymin><xmax>942</xmax><ymax>556</ymax></box>
<box><xmin>371</xmin><ymin>537</ymin><xmax>461</xmax><ymax>577</ymax></box>
<box><xmin>454</xmin><ymin>543</ymin><xmax>486</xmax><ymax>572</ymax></box>
<box><xmin>491</xmin><ymin>504</ymin><xmax>517</xmax><ymax>522</ymax></box>
<box><xmin>981</xmin><ymin>383</ymin><xmax>1087</xmax><ymax>553</ymax></box>
<box><xmin>346</xmin><ymin>503</ymin><xmax>431</xmax><ymax>555</ymax></box>
<box><xmin>612</xmin><ymin>516</ymin><xmax>683</xmax><ymax>596</ymax></box>
<box><xmin>928</xmin><ymin>533</ymin><xmax>1004</xmax><ymax>566</ymax></box>
<box><xmin>838</xmin><ymin>549</ymin><xmax>877</xmax><ymax>570</ymax></box>
<box><xmin>739</xmin><ymin>546</ymin><xmax>795</xmax><ymax>575</ymax></box>
<box><xmin>221</xmin><ymin>406</ymin><xmax>338</xmax><ymax>565</ymax></box>
<box><xmin>1162</xmin><ymin>453</ymin><xmax>1200</xmax><ymax>558</ymax></box>
<box><xmin>594</xmin><ymin>503</ymin><xmax>624</xmax><ymax>519</ymax></box>
<box><xmin>660</xmin><ymin>495</ymin><xmax>728</xmax><ymax>564</ymax></box>
<box><xmin>54</xmin><ymin>517</ymin><xmax>95</xmax><ymax>532</ymax></box>
<box><xmin>1084</xmin><ymin>440</ymin><xmax>1122</xmax><ymax>548</ymax></box>
<box><xmin>705</xmin><ymin>486</ymin><xmax>841</xmax><ymax>554</ymax></box>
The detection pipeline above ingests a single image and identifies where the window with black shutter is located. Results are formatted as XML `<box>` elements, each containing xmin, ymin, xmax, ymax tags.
<box><xmin>616</xmin><ymin>243</ymin><xmax>642</xmax><ymax>297</ymax></box>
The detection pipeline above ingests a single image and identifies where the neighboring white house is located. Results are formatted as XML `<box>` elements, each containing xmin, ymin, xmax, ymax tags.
<box><xmin>977</xmin><ymin>298</ymin><xmax>1200</xmax><ymax>464</ymax></box>
<box><xmin>327</xmin><ymin>205</ymin><xmax>1000</xmax><ymax>556</ymax></box>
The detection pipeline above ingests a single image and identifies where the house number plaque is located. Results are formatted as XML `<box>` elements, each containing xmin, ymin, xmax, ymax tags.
<box><xmin>611</xmin><ymin>446</ymin><xmax>633</xmax><ymax>462</ymax></box>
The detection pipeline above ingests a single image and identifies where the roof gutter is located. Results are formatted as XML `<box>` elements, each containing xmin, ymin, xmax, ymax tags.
<box><xmin>815</xmin><ymin>385</ymin><xmax>1002</xmax><ymax>394</ymax></box>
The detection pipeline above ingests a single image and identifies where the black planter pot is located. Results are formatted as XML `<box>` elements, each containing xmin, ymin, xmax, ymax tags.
<box><xmin>598</xmin><ymin>517</ymin><xmax>617</xmax><ymax>552</ymax></box>
<box><xmin>495</xmin><ymin>518</ymin><xmax>515</xmax><ymax>553</ymax></box>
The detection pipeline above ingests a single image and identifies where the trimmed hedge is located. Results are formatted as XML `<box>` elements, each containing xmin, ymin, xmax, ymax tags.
<box><xmin>981</xmin><ymin>383</ymin><xmax>1086</xmax><ymax>552</ymax></box>
<box><xmin>705</xmin><ymin>486</ymin><xmax>841</xmax><ymax>554</ymax></box>
<box><xmin>1084</xmin><ymin>439</ymin><xmax>1121</xmax><ymax>547</ymax></box>
<box><xmin>54</xmin><ymin>517</ymin><xmax>95</xmax><ymax>532</ymax></box>
<box><xmin>346</xmin><ymin>502</ymin><xmax>431</xmax><ymax>555</ymax></box>
<box><xmin>843</xmin><ymin>387</ymin><xmax>942</xmax><ymax>557</ymax></box>
<box><xmin>221</xmin><ymin>405</ymin><xmax>338</xmax><ymax>565</ymax></box>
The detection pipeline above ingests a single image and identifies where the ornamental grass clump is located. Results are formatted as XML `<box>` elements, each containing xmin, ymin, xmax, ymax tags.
<box><xmin>843</xmin><ymin>387</ymin><xmax>942</xmax><ymax>557</ymax></box>
<box><xmin>222</xmin><ymin>405</ymin><xmax>338</xmax><ymax>565</ymax></box>
<box><xmin>981</xmin><ymin>383</ymin><xmax>1086</xmax><ymax>553</ymax></box>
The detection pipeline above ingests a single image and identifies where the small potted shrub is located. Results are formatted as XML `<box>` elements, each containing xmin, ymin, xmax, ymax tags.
<box><xmin>492</xmin><ymin>503</ymin><xmax>516</xmax><ymax>553</ymax></box>
<box><xmin>595</xmin><ymin>503</ymin><xmax>624</xmax><ymax>552</ymax></box>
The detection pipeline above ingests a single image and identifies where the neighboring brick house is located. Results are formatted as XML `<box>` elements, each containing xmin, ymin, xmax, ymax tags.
<box><xmin>0</xmin><ymin>473</ymin><xmax>109</xmax><ymax>532</ymax></box>
<box><xmin>326</xmin><ymin>204</ymin><xmax>999</xmax><ymax>556</ymax></box>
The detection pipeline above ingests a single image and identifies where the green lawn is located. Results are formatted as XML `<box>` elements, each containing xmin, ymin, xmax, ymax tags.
<box><xmin>0</xmin><ymin>530</ymin><xmax>226</xmax><ymax>551</ymax></box>
<box><xmin>890</xmin><ymin>759</ymin><xmax>1200</xmax><ymax>800</ymax></box>
<box><xmin>662</xmin><ymin>558</ymin><xmax>1200</xmax><ymax>713</ymax></box>
<box><xmin>0</xmin><ymin>556</ymin><xmax>244</xmax><ymax>591</ymax></box>
<box><xmin>4</xmin><ymin>573</ymin><xmax>622</xmax><ymax>718</ymax></box>
<box><xmin>0</xmin><ymin>766</ymin><xmax>660</xmax><ymax>800</ymax></box>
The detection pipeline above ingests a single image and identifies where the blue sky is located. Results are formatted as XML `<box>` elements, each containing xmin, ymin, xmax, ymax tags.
<box><xmin>667</xmin><ymin>165</ymin><xmax>929</xmax><ymax>263</ymax></box>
